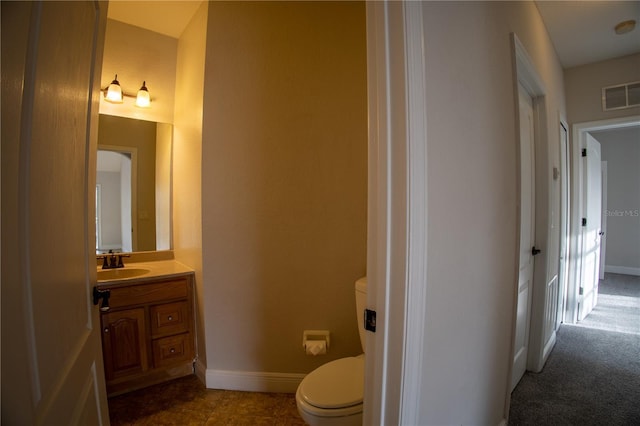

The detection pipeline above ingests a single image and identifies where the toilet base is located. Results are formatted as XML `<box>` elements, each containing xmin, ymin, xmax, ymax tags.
<box><xmin>296</xmin><ymin>407</ymin><xmax>362</xmax><ymax>426</ymax></box>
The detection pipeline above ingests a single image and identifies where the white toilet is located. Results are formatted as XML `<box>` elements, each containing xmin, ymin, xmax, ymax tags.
<box><xmin>296</xmin><ymin>277</ymin><xmax>367</xmax><ymax>426</ymax></box>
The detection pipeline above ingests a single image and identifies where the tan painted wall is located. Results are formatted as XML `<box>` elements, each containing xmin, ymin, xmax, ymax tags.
<box><xmin>100</xmin><ymin>19</ymin><xmax>177</xmax><ymax>124</ymax></box>
<box><xmin>201</xmin><ymin>1</ymin><xmax>368</xmax><ymax>374</ymax></box>
<box><xmin>565</xmin><ymin>53</ymin><xmax>640</xmax><ymax>125</ymax></box>
<box><xmin>173</xmin><ymin>1</ymin><xmax>208</xmax><ymax>369</ymax></box>
<box><xmin>156</xmin><ymin>122</ymin><xmax>173</xmax><ymax>250</ymax></box>
<box><xmin>419</xmin><ymin>2</ymin><xmax>566</xmax><ymax>423</ymax></box>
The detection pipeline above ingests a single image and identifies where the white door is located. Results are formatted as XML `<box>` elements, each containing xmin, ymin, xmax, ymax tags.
<box><xmin>578</xmin><ymin>134</ymin><xmax>603</xmax><ymax>320</ymax></box>
<box><xmin>1</xmin><ymin>2</ymin><xmax>109</xmax><ymax>424</ymax></box>
<box><xmin>511</xmin><ymin>84</ymin><xmax>536</xmax><ymax>391</ymax></box>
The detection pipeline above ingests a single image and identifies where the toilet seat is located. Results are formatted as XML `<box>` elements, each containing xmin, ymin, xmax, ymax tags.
<box><xmin>297</xmin><ymin>356</ymin><xmax>364</xmax><ymax>415</ymax></box>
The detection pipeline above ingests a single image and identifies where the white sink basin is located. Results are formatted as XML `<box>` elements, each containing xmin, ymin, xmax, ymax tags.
<box><xmin>97</xmin><ymin>268</ymin><xmax>150</xmax><ymax>282</ymax></box>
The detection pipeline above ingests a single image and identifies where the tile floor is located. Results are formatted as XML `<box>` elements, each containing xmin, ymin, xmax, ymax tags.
<box><xmin>108</xmin><ymin>374</ymin><xmax>307</xmax><ymax>425</ymax></box>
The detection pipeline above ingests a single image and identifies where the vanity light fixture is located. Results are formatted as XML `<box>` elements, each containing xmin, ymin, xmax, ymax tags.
<box><xmin>104</xmin><ymin>74</ymin><xmax>123</xmax><ymax>103</ymax></box>
<box><xmin>103</xmin><ymin>75</ymin><xmax>151</xmax><ymax>108</ymax></box>
<box><xmin>135</xmin><ymin>81</ymin><xmax>151</xmax><ymax>108</ymax></box>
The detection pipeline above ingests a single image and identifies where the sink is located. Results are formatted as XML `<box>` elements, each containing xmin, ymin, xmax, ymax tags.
<box><xmin>97</xmin><ymin>268</ymin><xmax>150</xmax><ymax>282</ymax></box>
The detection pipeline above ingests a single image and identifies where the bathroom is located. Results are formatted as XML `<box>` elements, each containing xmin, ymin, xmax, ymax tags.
<box><xmin>98</xmin><ymin>0</ymin><xmax>368</xmax><ymax>422</ymax></box>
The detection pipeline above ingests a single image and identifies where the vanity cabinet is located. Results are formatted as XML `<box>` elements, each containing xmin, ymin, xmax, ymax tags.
<box><xmin>98</xmin><ymin>274</ymin><xmax>195</xmax><ymax>396</ymax></box>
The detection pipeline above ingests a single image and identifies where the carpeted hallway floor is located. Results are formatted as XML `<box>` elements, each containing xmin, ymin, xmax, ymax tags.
<box><xmin>508</xmin><ymin>273</ymin><xmax>640</xmax><ymax>425</ymax></box>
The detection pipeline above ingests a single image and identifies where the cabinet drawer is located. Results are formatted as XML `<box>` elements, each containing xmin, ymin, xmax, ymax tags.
<box><xmin>150</xmin><ymin>301</ymin><xmax>189</xmax><ymax>337</ymax></box>
<box><xmin>152</xmin><ymin>333</ymin><xmax>193</xmax><ymax>368</ymax></box>
<box><xmin>108</xmin><ymin>279</ymin><xmax>188</xmax><ymax>309</ymax></box>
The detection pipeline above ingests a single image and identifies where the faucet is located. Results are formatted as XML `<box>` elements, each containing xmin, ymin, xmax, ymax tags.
<box><xmin>97</xmin><ymin>250</ymin><xmax>130</xmax><ymax>269</ymax></box>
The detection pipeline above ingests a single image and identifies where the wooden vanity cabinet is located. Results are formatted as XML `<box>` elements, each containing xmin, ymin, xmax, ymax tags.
<box><xmin>98</xmin><ymin>274</ymin><xmax>195</xmax><ymax>396</ymax></box>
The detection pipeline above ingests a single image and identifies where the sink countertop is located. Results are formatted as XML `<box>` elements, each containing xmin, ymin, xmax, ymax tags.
<box><xmin>96</xmin><ymin>259</ymin><xmax>194</xmax><ymax>286</ymax></box>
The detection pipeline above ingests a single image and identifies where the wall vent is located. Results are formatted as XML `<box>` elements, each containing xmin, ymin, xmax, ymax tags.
<box><xmin>602</xmin><ymin>81</ymin><xmax>640</xmax><ymax>111</ymax></box>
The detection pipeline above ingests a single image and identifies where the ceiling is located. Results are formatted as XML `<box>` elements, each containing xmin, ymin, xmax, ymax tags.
<box><xmin>108</xmin><ymin>1</ymin><xmax>639</xmax><ymax>69</ymax></box>
<box><xmin>107</xmin><ymin>1</ymin><xmax>202</xmax><ymax>39</ymax></box>
<box><xmin>535</xmin><ymin>0</ymin><xmax>640</xmax><ymax>69</ymax></box>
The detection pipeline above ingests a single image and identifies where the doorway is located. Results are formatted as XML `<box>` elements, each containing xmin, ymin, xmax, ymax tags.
<box><xmin>97</xmin><ymin>147</ymin><xmax>138</xmax><ymax>253</ymax></box>
<box><xmin>510</xmin><ymin>33</ymin><xmax>554</xmax><ymax>388</ymax></box>
<box><xmin>565</xmin><ymin>116</ymin><xmax>640</xmax><ymax>324</ymax></box>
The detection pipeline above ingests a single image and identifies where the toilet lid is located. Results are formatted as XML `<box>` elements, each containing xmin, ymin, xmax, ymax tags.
<box><xmin>299</xmin><ymin>356</ymin><xmax>364</xmax><ymax>409</ymax></box>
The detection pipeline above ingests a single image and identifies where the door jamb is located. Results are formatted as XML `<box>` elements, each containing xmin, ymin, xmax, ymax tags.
<box><xmin>557</xmin><ymin>119</ymin><xmax>570</xmax><ymax>327</ymax></box>
<box><xmin>508</xmin><ymin>32</ymin><xmax>551</xmax><ymax>384</ymax></box>
<box><xmin>365</xmin><ymin>1</ymin><xmax>429</xmax><ymax>424</ymax></box>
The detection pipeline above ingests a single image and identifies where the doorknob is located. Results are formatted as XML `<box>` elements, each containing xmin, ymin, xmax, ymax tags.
<box><xmin>93</xmin><ymin>287</ymin><xmax>111</xmax><ymax>312</ymax></box>
<box><xmin>531</xmin><ymin>246</ymin><xmax>541</xmax><ymax>256</ymax></box>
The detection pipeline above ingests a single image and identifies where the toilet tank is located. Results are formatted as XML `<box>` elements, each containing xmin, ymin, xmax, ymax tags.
<box><xmin>355</xmin><ymin>277</ymin><xmax>367</xmax><ymax>353</ymax></box>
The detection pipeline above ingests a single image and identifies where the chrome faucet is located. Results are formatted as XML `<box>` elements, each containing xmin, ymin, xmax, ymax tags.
<box><xmin>97</xmin><ymin>250</ymin><xmax>130</xmax><ymax>269</ymax></box>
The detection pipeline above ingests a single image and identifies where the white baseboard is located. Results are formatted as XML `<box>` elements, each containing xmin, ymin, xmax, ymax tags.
<box><xmin>205</xmin><ymin>369</ymin><xmax>305</xmax><ymax>393</ymax></box>
<box><xmin>541</xmin><ymin>331</ymin><xmax>556</xmax><ymax>365</ymax></box>
<box><xmin>605</xmin><ymin>265</ymin><xmax>640</xmax><ymax>276</ymax></box>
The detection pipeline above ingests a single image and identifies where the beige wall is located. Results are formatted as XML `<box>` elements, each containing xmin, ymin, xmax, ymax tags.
<box><xmin>100</xmin><ymin>19</ymin><xmax>177</xmax><ymax>124</ymax></box>
<box><xmin>172</xmin><ymin>1</ymin><xmax>208</xmax><ymax>370</ymax></box>
<box><xmin>419</xmin><ymin>2</ymin><xmax>566</xmax><ymax>423</ymax></box>
<box><xmin>98</xmin><ymin>114</ymin><xmax>157</xmax><ymax>252</ymax></box>
<box><xmin>201</xmin><ymin>1</ymin><xmax>368</xmax><ymax>374</ymax></box>
<box><xmin>156</xmin><ymin>122</ymin><xmax>173</xmax><ymax>250</ymax></box>
<box><xmin>565</xmin><ymin>53</ymin><xmax>640</xmax><ymax>125</ymax></box>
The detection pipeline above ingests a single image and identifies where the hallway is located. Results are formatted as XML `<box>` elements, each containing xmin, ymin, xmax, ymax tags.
<box><xmin>508</xmin><ymin>273</ymin><xmax>640</xmax><ymax>425</ymax></box>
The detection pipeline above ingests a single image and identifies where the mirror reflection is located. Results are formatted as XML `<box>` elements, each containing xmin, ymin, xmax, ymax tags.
<box><xmin>96</xmin><ymin>114</ymin><xmax>171</xmax><ymax>253</ymax></box>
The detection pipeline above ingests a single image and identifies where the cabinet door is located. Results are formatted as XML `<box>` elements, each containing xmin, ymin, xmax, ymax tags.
<box><xmin>101</xmin><ymin>308</ymin><xmax>148</xmax><ymax>381</ymax></box>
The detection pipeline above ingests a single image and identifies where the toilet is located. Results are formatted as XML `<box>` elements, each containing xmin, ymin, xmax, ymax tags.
<box><xmin>296</xmin><ymin>277</ymin><xmax>367</xmax><ymax>426</ymax></box>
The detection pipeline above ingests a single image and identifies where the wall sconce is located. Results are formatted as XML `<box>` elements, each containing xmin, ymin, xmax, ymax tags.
<box><xmin>105</xmin><ymin>74</ymin><xmax>123</xmax><ymax>103</ymax></box>
<box><xmin>103</xmin><ymin>74</ymin><xmax>151</xmax><ymax>108</ymax></box>
<box><xmin>135</xmin><ymin>81</ymin><xmax>150</xmax><ymax>108</ymax></box>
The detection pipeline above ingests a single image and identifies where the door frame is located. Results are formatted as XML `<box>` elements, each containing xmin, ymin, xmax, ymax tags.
<box><xmin>97</xmin><ymin>145</ymin><xmax>139</xmax><ymax>252</ymax></box>
<box><xmin>365</xmin><ymin>1</ymin><xmax>428</xmax><ymax>424</ymax></box>
<box><xmin>599</xmin><ymin>161</ymin><xmax>607</xmax><ymax>280</ymax></box>
<box><xmin>509</xmin><ymin>33</ymin><xmax>555</xmax><ymax>380</ymax></box>
<box><xmin>565</xmin><ymin>115</ymin><xmax>640</xmax><ymax>323</ymax></box>
<box><xmin>557</xmin><ymin>119</ymin><xmax>570</xmax><ymax>327</ymax></box>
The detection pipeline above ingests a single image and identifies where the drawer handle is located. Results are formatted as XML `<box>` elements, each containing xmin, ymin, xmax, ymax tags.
<box><xmin>168</xmin><ymin>315</ymin><xmax>173</xmax><ymax>321</ymax></box>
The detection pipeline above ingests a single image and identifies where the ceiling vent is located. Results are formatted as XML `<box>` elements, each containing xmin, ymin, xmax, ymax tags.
<box><xmin>602</xmin><ymin>81</ymin><xmax>640</xmax><ymax>111</ymax></box>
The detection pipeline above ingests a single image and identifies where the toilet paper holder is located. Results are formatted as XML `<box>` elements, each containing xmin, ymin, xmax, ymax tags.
<box><xmin>302</xmin><ymin>330</ymin><xmax>330</xmax><ymax>350</ymax></box>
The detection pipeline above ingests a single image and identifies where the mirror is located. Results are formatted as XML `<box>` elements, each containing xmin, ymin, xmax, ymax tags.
<box><xmin>96</xmin><ymin>114</ymin><xmax>171</xmax><ymax>253</ymax></box>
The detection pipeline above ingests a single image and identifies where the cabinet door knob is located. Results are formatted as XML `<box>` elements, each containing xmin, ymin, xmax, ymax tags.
<box><xmin>170</xmin><ymin>348</ymin><xmax>176</xmax><ymax>353</ymax></box>
<box><xmin>168</xmin><ymin>315</ymin><xmax>173</xmax><ymax>321</ymax></box>
<box><xmin>104</xmin><ymin>328</ymin><xmax>109</xmax><ymax>333</ymax></box>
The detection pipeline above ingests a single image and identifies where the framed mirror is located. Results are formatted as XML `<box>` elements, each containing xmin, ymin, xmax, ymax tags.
<box><xmin>96</xmin><ymin>114</ymin><xmax>171</xmax><ymax>254</ymax></box>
